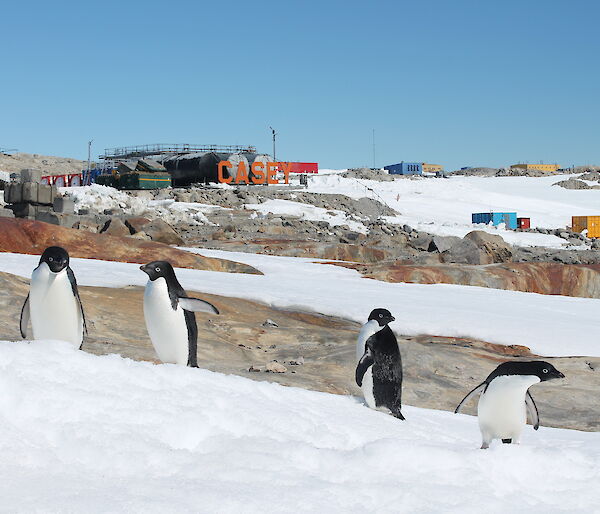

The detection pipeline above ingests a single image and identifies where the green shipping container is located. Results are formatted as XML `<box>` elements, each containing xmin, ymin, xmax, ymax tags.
<box><xmin>95</xmin><ymin>174</ymin><xmax>118</xmax><ymax>188</ymax></box>
<box><xmin>118</xmin><ymin>172</ymin><xmax>172</xmax><ymax>190</ymax></box>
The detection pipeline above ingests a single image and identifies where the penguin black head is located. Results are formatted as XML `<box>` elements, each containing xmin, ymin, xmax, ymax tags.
<box><xmin>368</xmin><ymin>308</ymin><xmax>395</xmax><ymax>327</ymax></box>
<box><xmin>40</xmin><ymin>246</ymin><xmax>70</xmax><ymax>273</ymax></box>
<box><xmin>140</xmin><ymin>261</ymin><xmax>176</xmax><ymax>282</ymax></box>
<box><xmin>492</xmin><ymin>360</ymin><xmax>565</xmax><ymax>382</ymax></box>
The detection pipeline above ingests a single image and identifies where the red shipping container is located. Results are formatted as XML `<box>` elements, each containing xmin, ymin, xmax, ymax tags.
<box><xmin>517</xmin><ymin>217</ymin><xmax>530</xmax><ymax>229</ymax></box>
<box><xmin>67</xmin><ymin>173</ymin><xmax>82</xmax><ymax>186</ymax></box>
<box><xmin>288</xmin><ymin>162</ymin><xmax>318</xmax><ymax>174</ymax></box>
<box><xmin>53</xmin><ymin>175</ymin><xmax>67</xmax><ymax>187</ymax></box>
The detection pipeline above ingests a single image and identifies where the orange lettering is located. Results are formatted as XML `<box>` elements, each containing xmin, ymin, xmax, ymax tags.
<box><xmin>235</xmin><ymin>162</ymin><xmax>249</xmax><ymax>184</ymax></box>
<box><xmin>279</xmin><ymin>162</ymin><xmax>291</xmax><ymax>184</ymax></box>
<box><xmin>251</xmin><ymin>161</ymin><xmax>266</xmax><ymax>184</ymax></box>
<box><xmin>218</xmin><ymin>161</ymin><xmax>232</xmax><ymax>183</ymax></box>
<box><xmin>266</xmin><ymin>162</ymin><xmax>279</xmax><ymax>184</ymax></box>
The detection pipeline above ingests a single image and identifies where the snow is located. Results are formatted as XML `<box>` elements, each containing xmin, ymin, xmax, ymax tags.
<box><xmin>0</xmin><ymin>170</ymin><xmax>10</xmax><ymax>182</ymax></box>
<box><xmin>244</xmin><ymin>198</ymin><xmax>368</xmax><ymax>233</ymax></box>
<box><xmin>62</xmin><ymin>185</ymin><xmax>223</xmax><ymax>225</ymax></box>
<box><xmin>1</xmin><ymin>251</ymin><xmax>599</xmax><ymax>358</ymax></box>
<box><xmin>302</xmin><ymin>173</ymin><xmax>600</xmax><ymax>249</ymax></box>
<box><xmin>1</xmin><ymin>339</ymin><xmax>598</xmax><ymax>513</ymax></box>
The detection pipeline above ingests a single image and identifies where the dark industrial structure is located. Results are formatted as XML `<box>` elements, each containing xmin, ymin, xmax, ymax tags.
<box><xmin>99</xmin><ymin>144</ymin><xmax>270</xmax><ymax>186</ymax></box>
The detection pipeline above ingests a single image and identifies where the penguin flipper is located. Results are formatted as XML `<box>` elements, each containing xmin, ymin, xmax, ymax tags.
<box><xmin>20</xmin><ymin>294</ymin><xmax>30</xmax><ymax>339</ymax></box>
<box><xmin>67</xmin><ymin>267</ymin><xmax>87</xmax><ymax>336</ymax></box>
<box><xmin>179</xmin><ymin>297</ymin><xmax>219</xmax><ymax>315</ymax></box>
<box><xmin>355</xmin><ymin>349</ymin><xmax>374</xmax><ymax>387</ymax></box>
<box><xmin>525</xmin><ymin>391</ymin><xmax>540</xmax><ymax>430</ymax></box>
<box><xmin>183</xmin><ymin>309</ymin><xmax>199</xmax><ymax>368</ymax></box>
<box><xmin>454</xmin><ymin>382</ymin><xmax>486</xmax><ymax>413</ymax></box>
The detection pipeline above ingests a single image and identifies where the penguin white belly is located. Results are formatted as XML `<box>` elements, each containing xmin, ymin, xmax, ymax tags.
<box><xmin>356</xmin><ymin>320</ymin><xmax>385</xmax><ymax>411</ymax></box>
<box><xmin>29</xmin><ymin>265</ymin><xmax>82</xmax><ymax>347</ymax></box>
<box><xmin>478</xmin><ymin>375</ymin><xmax>540</xmax><ymax>440</ymax></box>
<box><xmin>143</xmin><ymin>278</ymin><xmax>190</xmax><ymax>366</ymax></box>
<box><xmin>361</xmin><ymin>367</ymin><xmax>376</xmax><ymax>409</ymax></box>
<box><xmin>356</xmin><ymin>320</ymin><xmax>379</xmax><ymax>361</ymax></box>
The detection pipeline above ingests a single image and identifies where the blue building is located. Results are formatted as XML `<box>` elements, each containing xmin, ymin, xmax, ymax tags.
<box><xmin>384</xmin><ymin>162</ymin><xmax>423</xmax><ymax>175</ymax></box>
<box><xmin>472</xmin><ymin>212</ymin><xmax>517</xmax><ymax>230</ymax></box>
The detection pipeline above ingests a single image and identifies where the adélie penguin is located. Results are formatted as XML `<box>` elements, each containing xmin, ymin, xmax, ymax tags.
<box><xmin>454</xmin><ymin>360</ymin><xmax>565</xmax><ymax>449</ymax></box>
<box><xmin>355</xmin><ymin>308</ymin><xmax>405</xmax><ymax>420</ymax></box>
<box><xmin>20</xmin><ymin>246</ymin><xmax>86</xmax><ymax>348</ymax></box>
<box><xmin>141</xmin><ymin>261</ymin><xmax>219</xmax><ymax>367</ymax></box>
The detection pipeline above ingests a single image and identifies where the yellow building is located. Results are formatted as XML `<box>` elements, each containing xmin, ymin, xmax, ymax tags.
<box><xmin>422</xmin><ymin>163</ymin><xmax>443</xmax><ymax>173</ymax></box>
<box><xmin>572</xmin><ymin>216</ymin><xmax>600</xmax><ymax>238</ymax></box>
<box><xmin>510</xmin><ymin>163</ymin><xmax>560</xmax><ymax>172</ymax></box>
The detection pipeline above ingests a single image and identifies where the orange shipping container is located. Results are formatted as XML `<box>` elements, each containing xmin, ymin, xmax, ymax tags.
<box><xmin>572</xmin><ymin>216</ymin><xmax>600</xmax><ymax>238</ymax></box>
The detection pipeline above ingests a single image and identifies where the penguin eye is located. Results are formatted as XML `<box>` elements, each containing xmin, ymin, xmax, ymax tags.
<box><xmin>543</xmin><ymin>368</ymin><xmax>548</xmax><ymax>373</ymax></box>
<box><xmin>379</xmin><ymin>314</ymin><xmax>383</xmax><ymax>318</ymax></box>
<box><xmin>48</xmin><ymin>257</ymin><xmax>53</xmax><ymax>262</ymax></box>
<box><xmin>155</xmin><ymin>267</ymin><xmax>161</xmax><ymax>272</ymax></box>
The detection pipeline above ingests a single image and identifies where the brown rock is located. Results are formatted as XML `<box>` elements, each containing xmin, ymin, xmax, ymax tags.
<box><xmin>72</xmin><ymin>220</ymin><xmax>100</xmax><ymax>233</ymax></box>
<box><xmin>101</xmin><ymin>218</ymin><xmax>131</xmax><ymax>237</ymax></box>
<box><xmin>126</xmin><ymin>217</ymin><xmax>183</xmax><ymax>245</ymax></box>
<box><xmin>0</xmin><ymin>218</ymin><xmax>261</xmax><ymax>274</ymax></box>
<box><xmin>335</xmin><ymin>261</ymin><xmax>600</xmax><ymax>299</ymax></box>
<box><xmin>441</xmin><ymin>238</ymin><xmax>489</xmax><ymax>264</ymax></box>
<box><xmin>464</xmin><ymin>230</ymin><xmax>513</xmax><ymax>263</ymax></box>
<box><xmin>124</xmin><ymin>216</ymin><xmax>152</xmax><ymax>234</ymax></box>
<box><xmin>130</xmin><ymin>231</ymin><xmax>151</xmax><ymax>240</ymax></box>
<box><xmin>265</xmin><ymin>361</ymin><xmax>288</xmax><ymax>373</ymax></box>
<box><xmin>0</xmin><ymin>269</ymin><xmax>596</xmax><ymax>431</ymax></box>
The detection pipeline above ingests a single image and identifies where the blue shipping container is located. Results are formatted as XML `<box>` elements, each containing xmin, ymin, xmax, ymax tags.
<box><xmin>472</xmin><ymin>212</ymin><xmax>517</xmax><ymax>229</ymax></box>
<box><xmin>384</xmin><ymin>162</ymin><xmax>423</xmax><ymax>175</ymax></box>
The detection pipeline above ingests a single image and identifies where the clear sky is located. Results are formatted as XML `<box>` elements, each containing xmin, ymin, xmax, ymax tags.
<box><xmin>1</xmin><ymin>0</ymin><xmax>598</xmax><ymax>170</ymax></box>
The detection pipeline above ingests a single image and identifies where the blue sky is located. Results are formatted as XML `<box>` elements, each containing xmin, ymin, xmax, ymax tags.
<box><xmin>1</xmin><ymin>0</ymin><xmax>598</xmax><ymax>170</ymax></box>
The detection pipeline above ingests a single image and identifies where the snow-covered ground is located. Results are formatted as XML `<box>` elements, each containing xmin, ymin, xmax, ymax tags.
<box><xmin>60</xmin><ymin>171</ymin><xmax>598</xmax><ymax>248</ymax></box>
<box><xmin>1</xmin><ymin>250</ymin><xmax>598</xmax><ymax>357</ymax></box>
<box><xmin>0</xmin><ymin>340</ymin><xmax>598</xmax><ymax>513</ymax></box>
<box><xmin>244</xmin><ymin>199</ymin><xmax>368</xmax><ymax>233</ymax></box>
<box><xmin>63</xmin><ymin>185</ymin><xmax>224</xmax><ymax>225</ymax></box>
<box><xmin>302</xmin><ymin>172</ymin><xmax>599</xmax><ymax>248</ymax></box>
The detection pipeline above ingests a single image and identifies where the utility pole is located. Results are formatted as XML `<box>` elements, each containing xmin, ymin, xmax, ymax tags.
<box><xmin>87</xmin><ymin>140</ymin><xmax>93</xmax><ymax>173</ymax></box>
<box><xmin>372</xmin><ymin>129</ymin><xmax>376</xmax><ymax>168</ymax></box>
<box><xmin>269</xmin><ymin>127</ymin><xmax>277</xmax><ymax>161</ymax></box>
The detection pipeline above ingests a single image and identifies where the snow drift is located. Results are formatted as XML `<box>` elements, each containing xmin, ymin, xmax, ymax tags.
<box><xmin>0</xmin><ymin>340</ymin><xmax>598</xmax><ymax>513</ymax></box>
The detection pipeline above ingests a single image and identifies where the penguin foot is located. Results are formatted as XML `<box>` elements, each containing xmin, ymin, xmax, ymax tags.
<box><xmin>480</xmin><ymin>442</ymin><xmax>490</xmax><ymax>450</ymax></box>
<box><xmin>391</xmin><ymin>409</ymin><xmax>405</xmax><ymax>420</ymax></box>
<box><xmin>502</xmin><ymin>439</ymin><xmax>512</xmax><ymax>444</ymax></box>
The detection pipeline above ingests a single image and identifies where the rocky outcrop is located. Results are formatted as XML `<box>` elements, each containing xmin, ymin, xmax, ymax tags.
<box><xmin>341</xmin><ymin>261</ymin><xmax>600</xmax><ymax>298</ymax></box>
<box><xmin>578</xmin><ymin>171</ymin><xmax>600</xmax><ymax>182</ymax></box>
<box><xmin>208</xmin><ymin>238</ymin><xmax>392</xmax><ymax>262</ymax></box>
<box><xmin>429</xmin><ymin>235</ymin><xmax>462</xmax><ymax>253</ymax></box>
<box><xmin>463</xmin><ymin>230</ymin><xmax>513</xmax><ymax>263</ymax></box>
<box><xmin>553</xmin><ymin>178</ymin><xmax>597</xmax><ymax>190</ymax></box>
<box><xmin>124</xmin><ymin>217</ymin><xmax>184</xmax><ymax>245</ymax></box>
<box><xmin>100</xmin><ymin>218</ymin><xmax>131</xmax><ymax>237</ymax></box>
<box><xmin>0</xmin><ymin>218</ymin><xmax>260</xmax><ymax>274</ymax></box>
<box><xmin>440</xmin><ymin>238</ymin><xmax>483</xmax><ymax>264</ymax></box>
<box><xmin>0</xmin><ymin>270</ymin><xmax>596</xmax><ymax>431</ymax></box>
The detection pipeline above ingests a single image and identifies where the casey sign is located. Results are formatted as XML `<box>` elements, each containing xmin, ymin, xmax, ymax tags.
<box><xmin>218</xmin><ymin>161</ymin><xmax>318</xmax><ymax>185</ymax></box>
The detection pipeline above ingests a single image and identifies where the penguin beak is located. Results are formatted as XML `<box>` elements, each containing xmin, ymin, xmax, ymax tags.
<box><xmin>388</xmin><ymin>316</ymin><xmax>395</xmax><ymax>323</ymax></box>
<box><xmin>140</xmin><ymin>264</ymin><xmax>150</xmax><ymax>275</ymax></box>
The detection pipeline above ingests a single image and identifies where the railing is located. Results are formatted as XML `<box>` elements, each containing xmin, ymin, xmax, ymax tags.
<box><xmin>99</xmin><ymin>143</ymin><xmax>257</xmax><ymax>160</ymax></box>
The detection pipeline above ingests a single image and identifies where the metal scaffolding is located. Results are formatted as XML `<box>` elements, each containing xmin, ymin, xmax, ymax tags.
<box><xmin>99</xmin><ymin>143</ymin><xmax>257</xmax><ymax>161</ymax></box>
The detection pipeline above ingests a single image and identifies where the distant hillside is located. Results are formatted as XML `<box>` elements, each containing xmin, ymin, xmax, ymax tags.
<box><xmin>0</xmin><ymin>152</ymin><xmax>88</xmax><ymax>176</ymax></box>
